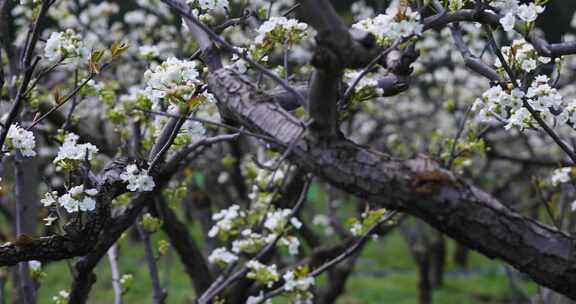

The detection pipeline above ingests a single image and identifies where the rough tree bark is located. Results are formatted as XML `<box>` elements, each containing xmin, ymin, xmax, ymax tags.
<box><xmin>207</xmin><ymin>67</ymin><xmax>576</xmax><ymax>300</ymax></box>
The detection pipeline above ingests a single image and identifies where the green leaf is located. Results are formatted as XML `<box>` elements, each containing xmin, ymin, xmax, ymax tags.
<box><xmin>111</xmin><ymin>41</ymin><xmax>129</xmax><ymax>58</ymax></box>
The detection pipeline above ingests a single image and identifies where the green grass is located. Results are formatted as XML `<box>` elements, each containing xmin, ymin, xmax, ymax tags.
<box><xmin>13</xmin><ymin>228</ymin><xmax>534</xmax><ymax>304</ymax></box>
<box><xmin>338</xmin><ymin>270</ymin><xmax>535</xmax><ymax>304</ymax></box>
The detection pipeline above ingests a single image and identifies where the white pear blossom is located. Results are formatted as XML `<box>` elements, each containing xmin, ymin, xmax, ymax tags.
<box><xmin>52</xmin><ymin>290</ymin><xmax>70</xmax><ymax>303</ymax></box>
<box><xmin>253</xmin><ymin>16</ymin><xmax>308</xmax><ymax>53</ymax></box>
<box><xmin>208</xmin><ymin>247</ymin><xmax>238</xmax><ymax>265</ymax></box>
<box><xmin>264</xmin><ymin>209</ymin><xmax>297</xmax><ymax>233</ymax></box>
<box><xmin>551</xmin><ymin>167</ymin><xmax>572</xmax><ymax>186</ymax></box>
<box><xmin>120</xmin><ymin>164</ymin><xmax>155</xmax><ymax>192</ymax></box>
<box><xmin>521</xmin><ymin>58</ymin><xmax>537</xmax><ymax>72</ymax></box>
<box><xmin>496</xmin><ymin>39</ymin><xmax>550</xmax><ymax>74</ymax></box>
<box><xmin>44</xmin><ymin>29</ymin><xmax>89</xmax><ymax>64</ymax></box>
<box><xmin>143</xmin><ymin>57</ymin><xmax>201</xmax><ymax>104</ymax></box>
<box><xmin>54</xmin><ymin>133</ymin><xmax>99</xmax><ymax>164</ymax></box>
<box><xmin>208</xmin><ymin>204</ymin><xmax>244</xmax><ymax>238</ymax></box>
<box><xmin>280</xmin><ymin>236</ymin><xmax>300</xmax><ymax>255</ymax></box>
<box><xmin>231</xmin><ymin>229</ymin><xmax>268</xmax><ymax>254</ymax></box>
<box><xmin>188</xmin><ymin>0</ymin><xmax>228</xmax><ymax>14</ymax></box>
<box><xmin>350</xmin><ymin>222</ymin><xmax>363</xmax><ymax>236</ymax></box>
<box><xmin>246</xmin><ymin>260</ymin><xmax>279</xmax><ymax>288</ymax></box>
<box><xmin>6</xmin><ymin>124</ymin><xmax>36</xmax><ymax>157</ymax></box>
<box><xmin>58</xmin><ymin>185</ymin><xmax>98</xmax><ymax>213</ymax></box>
<box><xmin>352</xmin><ymin>6</ymin><xmax>422</xmax><ymax>47</ymax></box>
<box><xmin>290</xmin><ymin>217</ymin><xmax>302</xmax><ymax>229</ymax></box>
<box><xmin>500</xmin><ymin>12</ymin><xmax>516</xmax><ymax>32</ymax></box>
<box><xmin>516</xmin><ymin>3</ymin><xmax>545</xmax><ymax>23</ymax></box>
<box><xmin>504</xmin><ymin>107</ymin><xmax>531</xmax><ymax>130</ymax></box>
<box><xmin>282</xmin><ymin>271</ymin><xmax>315</xmax><ymax>292</ymax></box>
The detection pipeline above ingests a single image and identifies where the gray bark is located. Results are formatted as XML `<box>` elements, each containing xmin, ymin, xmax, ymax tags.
<box><xmin>207</xmin><ymin>67</ymin><xmax>576</xmax><ymax>300</ymax></box>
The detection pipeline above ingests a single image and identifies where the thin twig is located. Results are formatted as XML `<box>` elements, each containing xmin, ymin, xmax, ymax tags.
<box><xmin>137</xmin><ymin>215</ymin><xmax>167</xmax><ymax>304</ymax></box>
<box><xmin>107</xmin><ymin>244</ymin><xmax>124</xmax><ymax>304</ymax></box>
<box><xmin>27</xmin><ymin>72</ymin><xmax>99</xmax><ymax>131</ymax></box>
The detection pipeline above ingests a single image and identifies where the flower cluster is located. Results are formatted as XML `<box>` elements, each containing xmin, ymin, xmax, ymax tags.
<box><xmin>208</xmin><ymin>247</ymin><xmax>238</xmax><ymax>266</ymax></box>
<box><xmin>264</xmin><ymin>209</ymin><xmax>302</xmax><ymax>233</ymax></box>
<box><xmin>497</xmin><ymin>1</ymin><xmax>545</xmax><ymax>32</ymax></box>
<box><xmin>246</xmin><ymin>260</ymin><xmax>280</xmax><ymax>288</ymax></box>
<box><xmin>183</xmin><ymin>0</ymin><xmax>228</xmax><ymax>22</ymax></box>
<box><xmin>472</xmin><ymin>85</ymin><xmax>526</xmax><ymax>127</ymax></box>
<box><xmin>352</xmin><ymin>5</ymin><xmax>422</xmax><ymax>47</ymax></box>
<box><xmin>283</xmin><ymin>268</ymin><xmax>315</xmax><ymax>303</ymax></box>
<box><xmin>208</xmin><ymin>204</ymin><xmax>246</xmax><ymax>239</ymax></box>
<box><xmin>251</xmin><ymin>17</ymin><xmax>308</xmax><ymax>60</ymax></box>
<box><xmin>244</xmin><ymin>160</ymin><xmax>289</xmax><ymax>207</ymax></box>
<box><xmin>232</xmin><ymin>229</ymin><xmax>269</xmax><ymax>254</ymax></box>
<box><xmin>52</xmin><ymin>290</ymin><xmax>70</xmax><ymax>304</ymax></box>
<box><xmin>53</xmin><ymin>133</ymin><xmax>99</xmax><ymax>170</ymax></box>
<box><xmin>143</xmin><ymin>57</ymin><xmax>202</xmax><ymax>104</ymax></box>
<box><xmin>120</xmin><ymin>274</ymin><xmax>134</xmax><ymax>293</ymax></box>
<box><xmin>550</xmin><ymin>167</ymin><xmax>573</xmax><ymax>186</ymax></box>
<box><xmin>44</xmin><ymin>29</ymin><xmax>90</xmax><ymax>64</ymax></box>
<box><xmin>348</xmin><ymin>208</ymin><xmax>388</xmax><ymax>236</ymax></box>
<box><xmin>526</xmin><ymin>75</ymin><xmax>563</xmax><ymax>115</ymax></box>
<box><xmin>473</xmin><ymin>75</ymin><xmax>566</xmax><ymax>131</ymax></box>
<box><xmin>279</xmin><ymin>235</ymin><xmax>301</xmax><ymax>256</ymax></box>
<box><xmin>120</xmin><ymin>164</ymin><xmax>155</xmax><ymax>192</ymax></box>
<box><xmin>188</xmin><ymin>0</ymin><xmax>228</xmax><ymax>14</ymax></box>
<box><xmin>42</xmin><ymin>185</ymin><xmax>98</xmax><ymax>214</ymax></box>
<box><xmin>283</xmin><ymin>270</ymin><xmax>314</xmax><ymax>292</ymax></box>
<box><xmin>495</xmin><ymin>39</ymin><xmax>551</xmax><ymax>73</ymax></box>
<box><xmin>6</xmin><ymin>124</ymin><xmax>36</xmax><ymax>157</ymax></box>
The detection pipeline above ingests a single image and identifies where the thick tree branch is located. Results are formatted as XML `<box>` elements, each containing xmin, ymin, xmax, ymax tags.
<box><xmin>0</xmin><ymin>160</ymin><xmax>125</xmax><ymax>266</ymax></box>
<box><xmin>207</xmin><ymin>68</ymin><xmax>576</xmax><ymax>300</ymax></box>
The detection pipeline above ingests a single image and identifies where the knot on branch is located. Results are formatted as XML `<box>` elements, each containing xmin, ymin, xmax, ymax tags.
<box><xmin>407</xmin><ymin>157</ymin><xmax>457</xmax><ymax>195</ymax></box>
<box><xmin>384</xmin><ymin>45</ymin><xmax>420</xmax><ymax>76</ymax></box>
